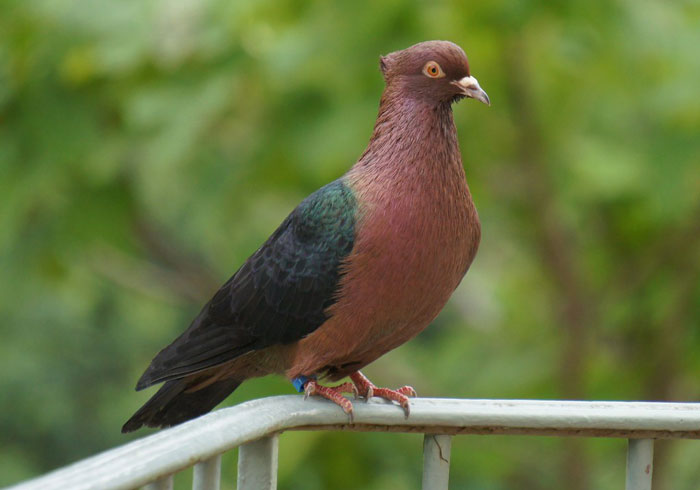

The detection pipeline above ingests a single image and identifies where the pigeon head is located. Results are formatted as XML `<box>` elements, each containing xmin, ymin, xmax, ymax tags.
<box><xmin>379</xmin><ymin>40</ymin><xmax>490</xmax><ymax>106</ymax></box>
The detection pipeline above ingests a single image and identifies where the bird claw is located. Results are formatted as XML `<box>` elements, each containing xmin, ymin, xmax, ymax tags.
<box><xmin>397</xmin><ymin>399</ymin><xmax>411</xmax><ymax>418</ymax></box>
<box><xmin>372</xmin><ymin>387</ymin><xmax>412</xmax><ymax>417</ymax></box>
<box><xmin>334</xmin><ymin>381</ymin><xmax>359</xmax><ymax>401</ymax></box>
<box><xmin>349</xmin><ymin>372</ymin><xmax>416</xmax><ymax>417</ymax></box>
<box><xmin>303</xmin><ymin>381</ymin><xmax>314</xmax><ymax>400</ymax></box>
<box><xmin>302</xmin><ymin>379</ymin><xmax>355</xmax><ymax>420</ymax></box>
<box><xmin>397</xmin><ymin>385</ymin><xmax>417</xmax><ymax>397</ymax></box>
<box><xmin>302</xmin><ymin>374</ymin><xmax>416</xmax><ymax>419</ymax></box>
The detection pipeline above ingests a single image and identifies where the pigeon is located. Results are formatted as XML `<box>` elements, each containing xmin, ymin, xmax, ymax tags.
<box><xmin>123</xmin><ymin>40</ymin><xmax>489</xmax><ymax>432</ymax></box>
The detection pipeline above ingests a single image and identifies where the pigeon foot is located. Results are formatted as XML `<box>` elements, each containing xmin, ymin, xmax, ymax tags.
<box><xmin>349</xmin><ymin>371</ymin><xmax>416</xmax><ymax>417</ymax></box>
<box><xmin>303</xmin><ymin>380</ymin><xmax>357</xmax><ymax>420</ymax></box>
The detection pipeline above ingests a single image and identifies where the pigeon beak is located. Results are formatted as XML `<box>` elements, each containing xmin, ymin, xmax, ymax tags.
<box><xmin>453</xmin><ymin>75</ymin><xmax>490</xmax><ymax>106</ymax></box>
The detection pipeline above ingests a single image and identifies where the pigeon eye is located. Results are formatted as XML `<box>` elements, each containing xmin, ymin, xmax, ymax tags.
<box><xmin>423</xmin><ymin>61</ymin><xmax>444</xmax><ymax>79</ymax></box>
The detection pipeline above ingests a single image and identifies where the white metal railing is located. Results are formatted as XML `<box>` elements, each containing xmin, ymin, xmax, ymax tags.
<box><xmin>6</xmin><ymin>396</ymin><xmax>700</xmax><ymax>490</ymax></box>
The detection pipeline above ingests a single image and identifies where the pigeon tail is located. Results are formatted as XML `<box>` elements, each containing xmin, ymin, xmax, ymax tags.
<box><xmin>121</xmin><ymin>377</ymin><xmax>242</xmax><ymax>433</ymax></box>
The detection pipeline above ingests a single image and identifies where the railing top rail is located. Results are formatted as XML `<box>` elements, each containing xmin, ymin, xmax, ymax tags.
<box><xmin>8</xmin><ymin>397</ymin><xmax>700</xmax><ymax>490</ymax></box>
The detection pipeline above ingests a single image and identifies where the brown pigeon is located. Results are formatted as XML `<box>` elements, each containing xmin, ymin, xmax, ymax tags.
<box><xmin>123</xmin><ymin>40</ymin><xmax>489</xmax><ymax>432</ymax></box>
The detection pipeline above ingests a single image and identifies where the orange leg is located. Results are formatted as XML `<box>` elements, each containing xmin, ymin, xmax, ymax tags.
<box><xmin>303</xmin><ymin>372</ymin><xmax>416</xmax><ymax>419</ymax></box>
<box><xmin>349</xmin><ymin>371</ymin><xmax>417</xmax><ymax>416</ymax></box>
<box><xmin>303</xmin><ymin>380</ymin><xmax>357</xmax><ymax>418</ymax></box>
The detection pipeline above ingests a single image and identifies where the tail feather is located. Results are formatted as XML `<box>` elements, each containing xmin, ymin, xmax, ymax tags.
<box><xmin>122</xmin><ymin>377</ymin><xmax>242</xmax><ymax>433</ymax></box>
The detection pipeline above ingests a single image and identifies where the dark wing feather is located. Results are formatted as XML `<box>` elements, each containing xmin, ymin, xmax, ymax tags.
<box><xmin>136</xmin><ymin>180</ymin><xmax>356</xmax><ymax>389</ymax></box>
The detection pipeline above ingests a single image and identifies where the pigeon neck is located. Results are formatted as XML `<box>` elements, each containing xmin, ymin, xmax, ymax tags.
<box><xmin>354</xmin><ymin>90</ymin><xmax>460</xmax><ymax>173</ymax></box>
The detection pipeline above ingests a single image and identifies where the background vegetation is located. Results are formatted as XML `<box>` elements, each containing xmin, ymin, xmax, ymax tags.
<box><xmin>1</xmin><ymin>0</ymin><xmax>699</xmax><ymax>488</ymax></box>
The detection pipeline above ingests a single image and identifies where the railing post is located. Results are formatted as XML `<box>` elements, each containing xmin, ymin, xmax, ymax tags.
<box><xmin>144</xmin><ymin>475</ymin><xmax>173</xmax><ymax>490</ymax></box>
<box><xmin>193</xmin><ymin>455</ymin><xmax>221</xmax><ymax>490</ymax></box>
<box><xmin>237</xmin><ymin>434</ymin><xmax>279</xmax><ymax>490</ymax></box>
<box><xmin>625</xmin><ymin>439</ymin><xmax>654</xmax><ymax>490</ymax></box>
<box><xmin>422</xmin><ymin>434</ymin><xmax>452</xmax><ymax>490</ymax></box>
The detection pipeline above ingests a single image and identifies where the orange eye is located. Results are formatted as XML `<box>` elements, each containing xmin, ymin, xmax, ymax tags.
<box><xmin>423</xmin><ymin>61</ymin><xmax>444</xmax><ymax>78</ymax></box>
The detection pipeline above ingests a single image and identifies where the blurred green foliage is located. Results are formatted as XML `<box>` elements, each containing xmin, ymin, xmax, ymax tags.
<box><xmin>1</xmin><ymin>0</ymin><xmax>699</xmax><ymax>488</ymax></box>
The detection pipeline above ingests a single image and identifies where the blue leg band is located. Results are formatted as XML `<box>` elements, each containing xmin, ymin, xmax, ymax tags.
<box><xmin>291</xmin><ymin>375</ymin><xmax>315</xmax><ymax>393</ymax></box>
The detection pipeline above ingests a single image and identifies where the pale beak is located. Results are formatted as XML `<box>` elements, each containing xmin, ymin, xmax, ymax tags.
<box><xmin>453</xmin><ymin>75</ymin><xmax>490</xmax><ymax>106</ymax></box>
